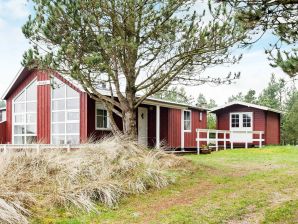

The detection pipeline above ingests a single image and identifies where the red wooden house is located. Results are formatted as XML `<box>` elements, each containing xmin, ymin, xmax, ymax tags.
<box><xmin>0</xmin><ymin>68</ymin><xmax>208</xmax><ymax>149</ymax></box>
<box><xmin>210</xmin><ymin>101</ymin><xmax>281</xmax><ymax>145</ymax></box>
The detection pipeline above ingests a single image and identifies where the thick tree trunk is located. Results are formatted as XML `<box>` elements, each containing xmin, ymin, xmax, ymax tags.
<box><xmin>122</xmin><ymin>107</ymin><xmax>137</xmax><ymax>140</ymax></box>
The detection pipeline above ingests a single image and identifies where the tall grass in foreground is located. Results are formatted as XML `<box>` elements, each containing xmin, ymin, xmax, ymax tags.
<box><xmin>0</xmin><ymin>138</ymin><xmax>186</xmax><ymax>224</ymax></box>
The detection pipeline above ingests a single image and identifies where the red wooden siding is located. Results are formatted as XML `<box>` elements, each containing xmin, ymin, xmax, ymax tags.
<box><xmin>146</xmin><ymin>105</ymin><xmax>156</xmax><ymax>147</ymax></box>
<box><xmin>5</xmin><ymin>70</ymin><xmax>86</xmax><ymax>144</ymax></box>
<box><xmin>86</xmin><ymin>96</ymin><xmax>122</xmax><ymax>141</ymax></box>
<box><xmin>184</xmin><ymin>110</ymin><xmax>207</xmax><ymax>148</ymax></box>
<box><xmin>80</xmin><ymin>93</ymin><xmax>88</xmax><ymax>143</ymax></box>
<box><xmin>167</xmin><ymin>108</ymin><xmax>182</xmax><ymax>148</ymax></box>
<box><xmin>265</xmin><ymin>112</ymin><xmax>280</xmax><ymax>145</ymax></box>
<box><xmin>3</xmin><ymin>69</ymin><xmax>208</xmax><ymax>148</ymax></box>
<box><xmin>215</xmin><ymin>104</ymin><xmax>280</xmax><ymax>145</ymax></box>
<box><xmin>37</xmin><ymin>72</ymin><xmax>51</xmax><ymax>143</ymax></box>
<box><xmin>160</xmin><ymin>107</ymin><xmax>169</xmax><ymax>146</ymax></box>
<box><xmin>0</xmin><ymin>122</ymin><xmax>6</xmax><ymax>143</ymax></box>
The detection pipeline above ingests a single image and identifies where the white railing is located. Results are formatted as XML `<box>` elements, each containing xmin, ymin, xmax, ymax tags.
<box><xmin>196</xmin><ymin>129</ymin><xmax>265</xmax><ymax>154</ymax></box>
<box><xmin>0</xmin><ymin>144</ymin><xmax>99</xmax><ymax>154</ymax></box>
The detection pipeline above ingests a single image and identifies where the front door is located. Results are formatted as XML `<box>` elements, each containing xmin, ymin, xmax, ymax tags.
<box><xmin>230</xmin><ymin>112</ymin><xmax>253</xmax><ymax>142</ymax></box>
<box><xmin>138</xmin><ymin>107</ymin><xmax>148</xmax><ymax>146</ymax></box>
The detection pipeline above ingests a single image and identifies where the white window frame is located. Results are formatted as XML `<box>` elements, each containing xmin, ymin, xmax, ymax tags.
<box><xmin>230</xmin><ymin>112</ymin><xmax>253</xmax><ymax>130</ymax></box>
<box><xmin>183</xmin><ymin>110</ymin><xmax>192</xmax><ymax>132</ymax></box>
<box><xmin>199</xmin><ymin>112</ymin><xmax>203</xmax><ymax>121</ymax></box>
<box><xmin>95</xmin><ymin>103</ymin><xmax>111</xmax><ymax>130</ymax></box>
<box><xmin>51</xmin><ymin>78</ymin><xmax>80</xmax><ymax>144</ymax></box>
<box><xmin>12</xmin><ymin>79</ymin><xmax>37</xmax><ymax>144</ymax></box>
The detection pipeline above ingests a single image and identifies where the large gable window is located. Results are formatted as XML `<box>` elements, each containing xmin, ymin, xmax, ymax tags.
<box><xmin>51</xmin><ymin>78</ymin><xmax>80</xmax><ymax>144</ymax></box>
<box><xmin>96</xmin><ymin>104</ymin><xmax>110</xmax><ymax>130</ymax></box>
<box><xmin>13</xmin><ymin>80</ymin><xmax>37</xmax><ymax>144</ymax></box>
<box><xmin>183</xmin><ymin>110</ymin><xmax>191</xmax><ymax>132</ymax></box>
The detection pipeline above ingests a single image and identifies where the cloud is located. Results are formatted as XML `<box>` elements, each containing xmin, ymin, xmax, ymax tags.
<box><xmin>0</xmin><ymin>1</ymin><xmax>32</xmax><ymax>97</ymax></box>
<box><xmin>0</xmin><ymin>0</ymin><xmax>29</xmax><ymax>20</ymax></box>
<box><xmin>185</xmin><ymin>49</ymin><xmax>296</xmax><ymax>105</ymax></box>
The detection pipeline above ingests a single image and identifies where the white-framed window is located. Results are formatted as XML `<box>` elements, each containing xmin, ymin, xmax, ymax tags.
<box><xmin>230</xmin><ymin>112</ymin><xmax>253</xmax><ymax>129</ymax></box>
<box><xmin>199</xmin><ymin>112</ymin><xmax>203</xmax><ymax>121</ymax></box>
<box><xmin>0</xmin><ymin>110</ymin><xmax>5</xmax><ymax>122</ymax></box>
<box><xmin>13</xmin><ymin>80</ymin><xmax>37</xmax><ymax>144</ymax></box>
<box><xmin>231</xmin><ymin>114</ymin><xmax>240</xmax><ymax>128</ymax></box>
<box><xmin>51</xmin><ymin>78</ymin><xmax>80</xmax><ymax>145</ymax></box>
<box><xmin>183</xmin><ymin>110</ymin><xmax>191</xmax><ymax>132</ymax></box>
<box><xmin>95</xmin><ymin>103</ymin><xmax>110</xmax><ymax>130</ymax></box>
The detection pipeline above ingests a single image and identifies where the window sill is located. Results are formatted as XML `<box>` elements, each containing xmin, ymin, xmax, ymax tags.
<box><xmin>184</xmin><ymin>130</ymin><xmax>192</xmax><ymax>133</ymax></box>
<box><xmin>95</xmin><ymin>128</ymin><xmax>112</xmax><ymax>131</ymax></box>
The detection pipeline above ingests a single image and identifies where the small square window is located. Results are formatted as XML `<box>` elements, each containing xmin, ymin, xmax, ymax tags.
<box><xmin>96</xmin><ymin>106</ymin><xmax>110</xmax><ymax>129</ymax></box>
<box><xmin>231</xmin><ymin>114</ymin><xmax>240</xmax><ymax>128</ymax></box>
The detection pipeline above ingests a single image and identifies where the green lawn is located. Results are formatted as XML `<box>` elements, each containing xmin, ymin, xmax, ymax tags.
<box><xmin>32</xmin><ymin>146</ymin><xmax>298</xmax><ymax>224</ymax></box>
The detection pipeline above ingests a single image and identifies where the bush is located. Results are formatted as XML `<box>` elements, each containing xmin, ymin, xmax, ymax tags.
<box><xmin>0</xmin><ymin>137</ymin><xmax>186</xmax><ymax>224</ymax></box>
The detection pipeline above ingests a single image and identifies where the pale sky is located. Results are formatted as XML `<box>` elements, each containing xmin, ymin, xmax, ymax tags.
<box><xmin>0</xmin><ymin>0</ymin><xmax>296</xmax><ymax>105</ymax></box>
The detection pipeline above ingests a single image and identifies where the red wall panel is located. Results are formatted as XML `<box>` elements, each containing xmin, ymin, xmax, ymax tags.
<box><xmin>265</xmin><ymin>112</ymin><xmax>280</xmax><ymax>145</ymax></box>
<box><xmin>37</xmin><ymin>72</ymin><xmax>51</xmax><ymax>143</ymax></box>
<box><xmin>184</xmin><ymin>110</ymin><xmax>207</xmax><ymax>148</ymax></box>
<box><xmin>80</xmin><ymin>93</ymin><xmax>88</xmax><ymax>143</ymax></box>
<box><xmin>167</xmin><ymin>108</ymin><xmax>181</xmax><ymax>148</ymax></box>
<box><xmin>0</xmin><ymin>122</ymin><xmax>6</xmax><ymax>144</ymax></box>
<box><xmin>86</xmin><ymin>97</ymin><xmax>122</xmax><ymax>141</ymax></box>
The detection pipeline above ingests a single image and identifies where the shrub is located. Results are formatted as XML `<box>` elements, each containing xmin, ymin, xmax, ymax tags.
<box><xmin>0</xmin><ymin>137</ymin><xmax>186</xmax><ymax>223</ymax></box>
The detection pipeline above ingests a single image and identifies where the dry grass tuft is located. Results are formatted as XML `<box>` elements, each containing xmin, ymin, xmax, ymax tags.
<box><xmin>0</xmin><ymin>137</ymin><xmax>186</xmax><ymax>223</ymax></box>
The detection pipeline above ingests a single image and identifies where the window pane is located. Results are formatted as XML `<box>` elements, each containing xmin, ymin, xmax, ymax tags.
<box><xmin>15</xmin><ymin>114</ymin><xmax>24</xmax><ymax>123</ymax></box>
<box><xmin>66</xmin><ymin>99</ymin><xmax>79</xmax><ymax>110</ymax></box>
<box><xmin>14</xmin><ymin>125</ymin><xmax>25</xmax><ymax>134</ymax></box>
<box><xmin>52</xmin><ymin>83</ymin><xmax>65</xmax><ymax>99</ymax></box>
<box><xmin>52</xmin><ymin>123</ymin><xmax>65</xmax><ymax>134</ymax></box>
<box><xmin>67</xmin><ymin>112</ymin><xmax>79</xmax><ymax>121</ymax></box>
<box><xmin>52</xmin><ymin>100</ymin><xmax>65</xmax><ymax>111</ymax></box>
<box><xmin>14</xmin><ymin>103</ymin><xmax>25</xmax><ymax>112</ymax></box>
<box><xmin>15</xmin><ymin>91</ymin><xmax>25</xmax><ymax>102</ymax></box>
<box><xmin>66</xmin><ymin>135</ymin><xmax>80</xmax><ymax>144</ymax></box>
<box><xmin>96</xmin><ymin>116</ymin><xmax>108</xmax><ymax>128</ymax></box>
<box><xmin>26</xmin><ymin>125</ymin><xmax>36</xmax><ymax>134</ymax></box>
<box><xmin>184</xmin><ymin>121</ymin><xmax>191</xmax><ymax>130</ymax></box>
<box><xmin>14</xmin><ymin>136</ymin><xmax>25</xmax><ymax>144</ymax></box>
<box><xmin>52</xmin><ymin>135</ymin><xmax>66</xmax><ymax>145</ymax></box>
<box><xmin>26</xmin><ymin>81</ymin><xmax>37</xmax><ymax>101</ymax></box>
<box><xmin>184</xmin><ymin>111</ymin><xmax>190</xmax><ymax>120</ymax></box>
<box><xmin>52</xmin><ymin>112</ymin><xmax>65</xmax><ymax>122</ymax></box>
<box><xmin>66</xmin><ymin>123</ymin><xmax>79</xmax><ymax>134</ymax></box>
<box><xmin>66</xmin><ymin>86</ymin><xmax>79</xmax><ymax>98</ymax></box>
<box><xmin>97</xmin><ymin>109</ymin><xmax>104</xmax><ymax>116</ymax></box>
<box><xmin>26</xmin><ymin>136</ymin><xmax>37</xmax><ymax>144</ymax></box>
<box><xmin>26</xmin><ymin>102</ymin><xmax>37</xmax><ymax>112</ymax></box>
<box><xmin>26</xmin><ymin>113</ymin><xmax>36</xmax><ymax>123</ymax></box>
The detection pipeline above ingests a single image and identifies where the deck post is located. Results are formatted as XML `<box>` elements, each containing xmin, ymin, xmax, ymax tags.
<box><xmin>245</xmin><ymin>131</ymin><xmax>248</xmax><ymax>149</ymax></box>
<box><xmin>156</xmin><ymin>105</ymin><xmax>160</xmax><ymax>149</ymax></box>
<box><xmin>197</xmin><ymin>130</ymin><xmax>200</xmax><ymax>155</ymax></box>
<box><xmin>230</xmin><ymin>131</ymin><xmax>234</xmax><ymax>149</ymax></box>
<box><xmin>215</xmin><ymin>130</ymin><xmax>218</xmax><ymax>151</ymax></box>
<box><xmin>207</xmin><ymin>130</ymin><xmax>210</xmax><ymax>146</ymax></box>
<box><xmin>181</xmin><ymin>109</ymin><xmax>185</xmax><ymax>151</ymax></box>
<box><xmin>67</xmin><ymin>144</ymin><xmax>71</xmax><ymax>152</ymax></box>
<box><xmin>224</xmin><ymin>131</ymin><xmax>227</xmax><ymax>150</ymax></box>
<box><xmin>259</xmin><ymin>132</ymin><xmax>262</xmax><ymax>148</ymax></box>
<box><xmin>36</xmin><ymin>144</ymin><xmax>40</xmax><ymax>154</ymax></box>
